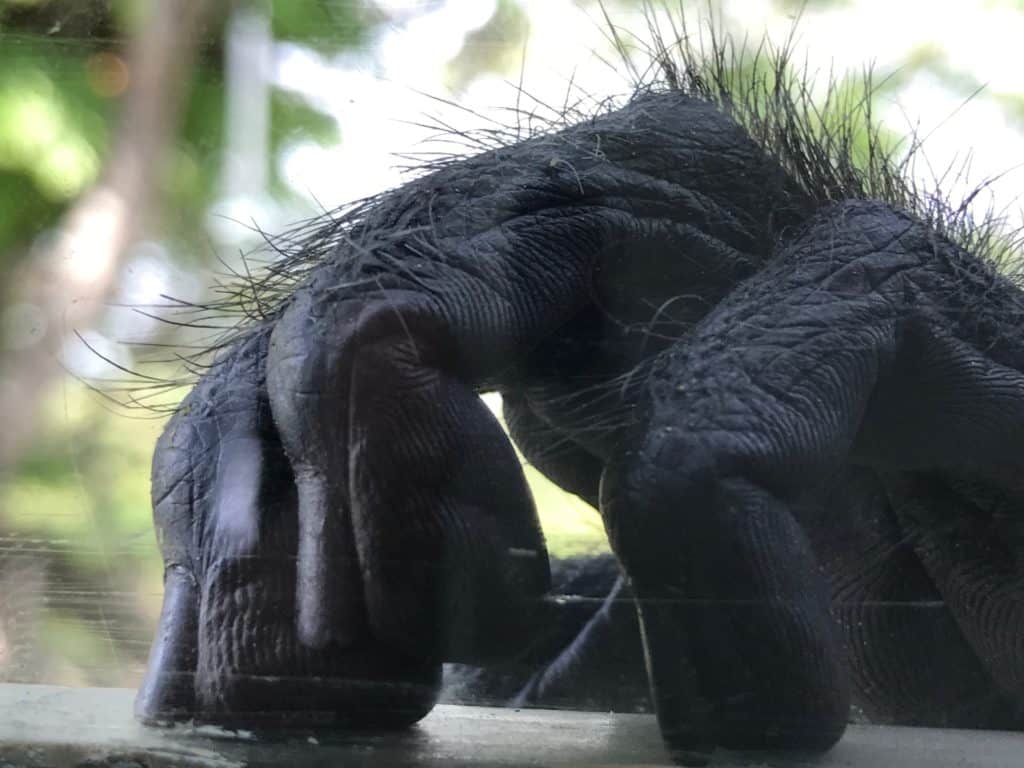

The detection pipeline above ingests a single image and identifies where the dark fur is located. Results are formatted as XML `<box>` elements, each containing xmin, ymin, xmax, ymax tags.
<box><xmin>120</xmin><ymin>11</ymin><xmax>1023</xmax><ymax>407</ymax></box>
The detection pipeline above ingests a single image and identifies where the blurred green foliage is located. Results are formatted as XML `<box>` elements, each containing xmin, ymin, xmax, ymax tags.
<box><xmin>0</xmin><ymin>33</ymin><xmax>110</xmax><ymax>280</ymax></box>
<box><xmin>271</xmin><ymin>0</ymin><xmax>378</xmax><ymax>53</ymax></box>
<box><xmin>445</xmin><ymin>0</ymin><xmax>529</xmax><ymax>93</ymax></box>
<box><xmin>1</xmin><ymin>386</ymin><xmax>166</xmax><ymax>684</ymax></box>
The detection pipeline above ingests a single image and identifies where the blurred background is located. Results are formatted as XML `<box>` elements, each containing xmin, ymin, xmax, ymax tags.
<box><xmin>1</xmin><ymin>0</ymin><xmax>1023</xmax><ymax>690</ymax></box>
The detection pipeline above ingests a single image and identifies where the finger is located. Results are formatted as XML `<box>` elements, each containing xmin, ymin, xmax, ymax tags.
<box><xmin>887</xmin><ymin>472</ymin><xmax>1024</xmax><ymax>704</ymax></box>
<box><xmin>265</xmin><ymin>292</ymin><xmax>368</xmax><ymax>650</ymax></box>
<box><xmin>855</xmin><ymin>320</ymin><xmax>1024</xmax><ymax>473</ymax></box>
<box><xmin>831</xmin><ymin>262</ymin><xmax>1024</xmax><ymax>703</ymax></box>
<box><xmin>267</xmin><ymin>292</ymin><xmax>551</xmax><ymax>663</ymax></box>
<box><xmin>601</xmin><ymin>457</ymin><xmax>848</xmax><ymax>762</ymax></box>
<box><xmin>804</xmin><ymin>468</ymin><xmax>1013</xmax><ymax>726</ymax></box>
<box><xmin>135</xmin><ymin>372</ymin><xmax>212</xmax><ymax>724</ymax></box>
<box><xmin>135</xmin><ymin>564</ymin><xmax>198</xmax><ymax>723</ymax></box>
<box><xmin>355</xmin><ymin>364</ymin><xmax>550</xmax><ymax>661</ymax></box>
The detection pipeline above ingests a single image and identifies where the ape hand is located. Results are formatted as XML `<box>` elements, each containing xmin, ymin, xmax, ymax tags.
<box><xmin>600</xmin><ymin>200</ymin><xmax>1024</xmax><ymax>763</ymax></box>
<box><xmin>135</xmin><ymin>322</ymin><xmax>551</xmax><ymax>729</ymax></box>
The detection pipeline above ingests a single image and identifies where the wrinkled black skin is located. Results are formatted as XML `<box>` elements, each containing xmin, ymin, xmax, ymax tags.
<box><xmin>137</xmin><ymin>91</ymin><xmax>1024</xmax><ymax>765</ymax></box>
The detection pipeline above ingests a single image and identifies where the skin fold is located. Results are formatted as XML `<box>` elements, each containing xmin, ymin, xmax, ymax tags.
<box><xmin>136</xmin><ymin>73</ymin><xmax>1024</xmax><ymax>765</ymax></box>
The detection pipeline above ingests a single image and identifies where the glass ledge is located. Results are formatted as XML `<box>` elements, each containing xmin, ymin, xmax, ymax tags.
<box><xmin>1</xmin><ymin>684</ymin><xmax>1021</xmax><ymax>768</ymax></box>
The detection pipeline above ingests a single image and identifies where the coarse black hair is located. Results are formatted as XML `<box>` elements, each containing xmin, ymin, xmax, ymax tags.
<box><xmin>100</xmin><ymin>2</ymin><xmax>1024</xmax><ymax>414</ymax></box>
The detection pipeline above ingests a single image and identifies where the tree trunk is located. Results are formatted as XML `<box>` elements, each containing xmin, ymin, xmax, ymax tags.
<box><xmin>0</xmin><ymin>0</ymin><xmax>222</xmax><ymax>471</ymax></box>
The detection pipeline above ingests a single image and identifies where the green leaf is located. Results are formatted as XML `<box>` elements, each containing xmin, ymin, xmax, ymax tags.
<box><xmin>271</xmin><ymin>0</ymin><xmax>376</xmax><ymax>54</ymax></box>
